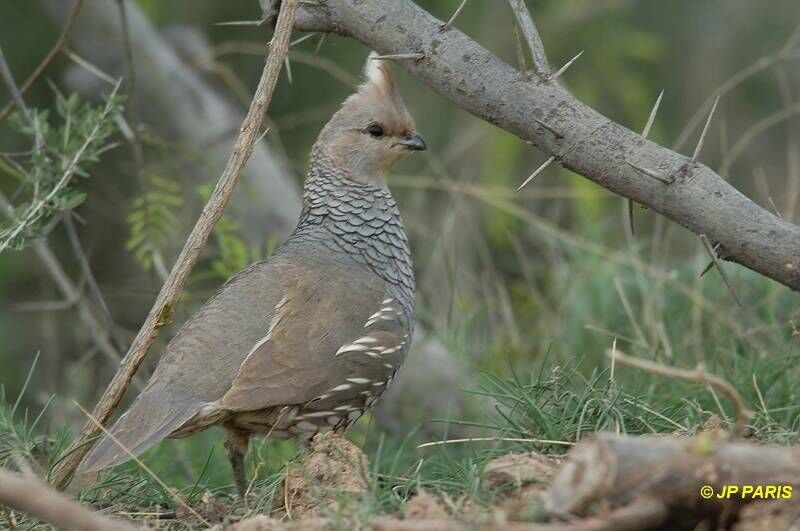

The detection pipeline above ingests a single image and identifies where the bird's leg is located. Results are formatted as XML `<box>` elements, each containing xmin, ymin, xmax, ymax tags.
<box><xmin>224</xmin><ymin>426</ymin><xmax>250</xmax><ymax>499</ymax></box>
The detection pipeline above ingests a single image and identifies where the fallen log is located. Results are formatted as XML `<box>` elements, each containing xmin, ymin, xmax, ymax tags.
<box><xmin>546</xmin><ymin>432</ymin><xmax>800</xmax><ymax>529</ymax></box>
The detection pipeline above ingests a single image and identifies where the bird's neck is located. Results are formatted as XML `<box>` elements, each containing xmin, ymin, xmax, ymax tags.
<box><xmin>288</xmin><ymin>149</ymin><xmax>414</xmax><ymax>300</ymax></box>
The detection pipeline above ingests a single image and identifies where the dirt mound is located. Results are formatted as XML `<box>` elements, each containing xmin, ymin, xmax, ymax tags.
<box><xmin>280</xmin><ymin>431</ymin><xmax>369</xmax><ymax>519</ymax></box>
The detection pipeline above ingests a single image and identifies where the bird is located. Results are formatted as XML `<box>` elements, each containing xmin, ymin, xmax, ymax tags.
<box><xmin>79</xmin><ymin>52</ymin><xmax>426</xmax><ymax>497</ymax></box>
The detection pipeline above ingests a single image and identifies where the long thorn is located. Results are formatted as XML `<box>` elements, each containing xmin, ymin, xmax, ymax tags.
<box><xmin>441</xmin><ymin>0</ymin><xmax>468</xmax><ymax>30</ymax></box>
<box><xmin>290</xmin><ymin>33</ymin><xmax>315</xmax><ymax>48</ymax></box>
<box><xmin>255</xmin><ymin>127</ymin><xmax>271</xmax><ymax>145</ymax></box>
<box><xmin>626</xmin><ymin>160</ymin><xmax>672</xmax><ymax>184</ymax></box>
<box><xmin>627</xmin><ymin>199</ymin><xmax>636</xmax><ymax>237</ymax></box>
<box><xmin>699</xmin><ymin>234</ymin><xmax>742</xmax><ymax>307</ymax></box>
<box><xmin>284</xmin><ymin>56</ymin><xmax>293</xmax><ymax>84</ymax></box>
<box><xmin>215</xmin><ymin>18</ymin><xmax>267</xmax><ymax>27</ymax></box>
<box><xmin>314</xmin><ymin>33</ymin><xmax>328</xmax><ymax>55</ymax></box>
<box><xmin>692</xmin><ymin>95</ymin><xmax>720</xmax><ymax>162</ymax></box>
<box><xmin>699</xmin><ymin>259</ymin><xmax>715</xmax><ymax>277</ymax></box>
<box><xmin>517</xmin><ymin>155</ymin><xmax>555</xmax><ymax>191</ymax></box>
<box><xmin>642</xmin><ymin>89</ymin><xmax>664</xmax><ymax>140</ymax></box>
<box><xmin>628</xmin><ymin>89</ymin><xmax>664</xmax><ymax>237</ymax></box>
<box><xmin>552</xmin><ymin>50</ymin><xmax>584</xmax><ymax>79</ymax></box>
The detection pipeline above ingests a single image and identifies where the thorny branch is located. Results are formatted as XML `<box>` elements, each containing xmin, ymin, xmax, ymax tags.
<box><xmin>51</xmin><ymin>0</ymin><xmax>301</xmax><ymax>488</ymax></box>
<box><xmin>268</xmin><ymin>0</ymin><xmax>800</xmax><ymax>292</ymax></box>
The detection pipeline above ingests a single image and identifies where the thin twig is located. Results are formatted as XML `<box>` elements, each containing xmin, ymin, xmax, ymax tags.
<box><xmin>63</xmin><ymin>213</ymin><xmax>127</xmax><ymax>353</ymax></box>
<box><xmin>417</xmin><ymin>436</ymin><xmax>574</xmax><ymax>449</ymax></box>
<box><xmin>552</xmin><ymin>50</ymin><xmax>584</xmax><ymax>79</ymax></box>
<box><xmin>440</xmin><ymin>0</ymin><xmax>469</xmax><ymax>30</ymax></box>
<box><xmin>0</xmin><ymin>0</ymin><xmax>84</xmax><ymax>123</ymax></box>
<box><xmin>628</xmin><ymin>89</ymin><xmax>664</xmax><ymax>236</ymax></box>
<box><xmin>699</xmin><ymin>234</ymin><xmax>742</xmax><ymax>307</ymax></box>
<box><xmin>507</xmin><ymin>0</ymin><xmax>551</xmax><ymax>78</ymax></box>
<box><xmin>517</xmin><ymin>155</ymin><xmax>555</xmax><ymax>191</ymax></box>
<box><xmin>605</xmin><ymin>349</ymin><xmax>752</xmax><ymax>437</ymax></box>
<box><xmin>62</xmin><ymin>49</ymin><xmax>118</xmax><ymax>86</ymax></box>
<box><xmin>692</xmin><ymin>95</ymin><xmax>720</xmax><ymax>162</ymax></box>
<box><xmin>51</xmin><ymin>0</ymin><xmax>300</xmax><ymax>489</ymax></box>
<box><xmin>0</xmin><ymin>47</ymin><xmax>44</xmax><ymax>155</ymax></box>
<box><xmin>0</xmin><ymin>48</ymin><xmax>33</xmax><ymax>127</ymax></box>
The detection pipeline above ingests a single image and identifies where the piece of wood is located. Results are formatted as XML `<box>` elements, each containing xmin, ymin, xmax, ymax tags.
<box><xmin>547</xmin><ymin>432</ymin><xmax>800</xmax><ymax>525</ymax></box>
<box><xmin>0</xmin><ymin>468</ymin><xmax>138</xmax><ymax>531</ymax></box>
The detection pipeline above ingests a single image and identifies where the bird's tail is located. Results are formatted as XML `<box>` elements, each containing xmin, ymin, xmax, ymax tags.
<box><xmin>78</xmin><ymin>390</ymin><xmax>198</xmax><ymax>473</ymax></box>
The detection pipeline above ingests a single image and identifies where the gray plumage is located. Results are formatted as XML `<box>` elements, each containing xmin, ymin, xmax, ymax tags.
<box><xmin>79</xmin><ymin>53</ymin><xmax>425</xmax><ymax>495</ymax></box>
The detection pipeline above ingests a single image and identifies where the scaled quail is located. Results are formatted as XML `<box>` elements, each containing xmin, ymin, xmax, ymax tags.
<box><xmin>79</xmin><ymin>53</ymin><xmax>426</xmax><ymax>496</ymax></box>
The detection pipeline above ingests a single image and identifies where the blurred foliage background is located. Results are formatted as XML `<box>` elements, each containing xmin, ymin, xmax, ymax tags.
<box><xmin>1</xmin><ymin>0</ymin><xmax>800</xmax><ymax>499</ymax></box>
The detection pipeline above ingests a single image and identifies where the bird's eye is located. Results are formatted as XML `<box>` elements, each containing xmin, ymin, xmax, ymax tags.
<box><xmin>366</xmin><ymin>123</ymin><xmax>385</xmax><ymax>138</ymax></box>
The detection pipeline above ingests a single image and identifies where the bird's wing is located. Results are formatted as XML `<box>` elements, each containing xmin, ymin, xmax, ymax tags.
<box><xmin>79</xmin><ymin>259</ymin><xmax>286</xmax><ymax>472</ymax></box>
<box><xmin>218</xmin><ymin>255</ymin><xmax>408</xmax><ymax>412</ymax></box>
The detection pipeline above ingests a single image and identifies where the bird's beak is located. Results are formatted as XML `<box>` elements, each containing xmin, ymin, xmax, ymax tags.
<box><xmin>397</xmin><ymin>131</ymin><xmax>427</xmax><ymax>151</ymax></box>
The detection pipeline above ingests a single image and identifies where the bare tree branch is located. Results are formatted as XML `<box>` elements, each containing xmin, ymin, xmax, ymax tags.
<box><xmin>272</xmin><ymin>0</ymin><xmax>800</xmax><ymax>291</ymax></box>
<box><xmin>51</xmin><ymin>0</ymin><xmax>300</xmax><ymax>488</ymax></box>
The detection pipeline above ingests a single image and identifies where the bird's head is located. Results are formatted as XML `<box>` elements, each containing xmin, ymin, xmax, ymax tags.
<box><xmin>315</xmin><ymin>52</ymin><xmax>426</xmax><ymax>182</ymax></box>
